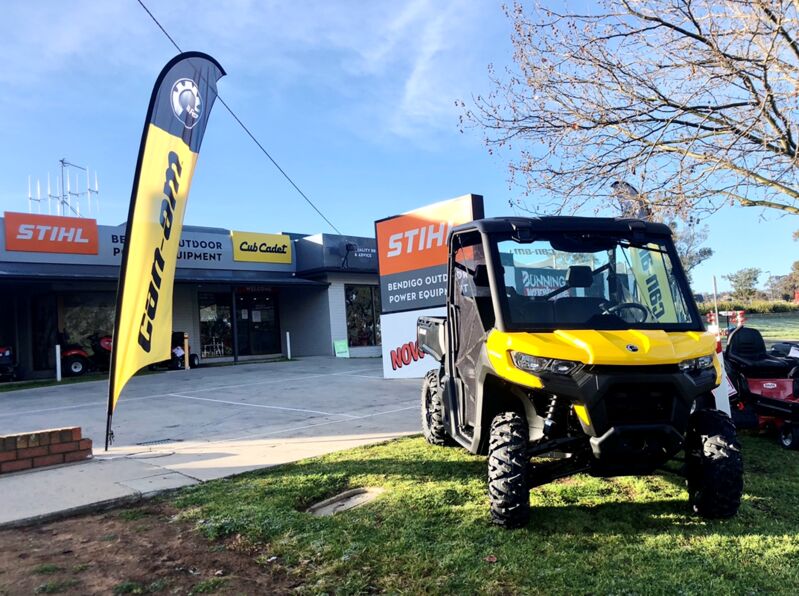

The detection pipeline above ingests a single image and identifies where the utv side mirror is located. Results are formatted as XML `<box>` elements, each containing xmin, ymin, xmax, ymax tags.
<box><xmin>566</xmin><ymin>265</ymin><xmax>593</xmax><ymax>288</ymax></box>
<box><xmin>511</xmin><ymin>224</ymin><xmax>534</xmax><ymax>243</ymax></box>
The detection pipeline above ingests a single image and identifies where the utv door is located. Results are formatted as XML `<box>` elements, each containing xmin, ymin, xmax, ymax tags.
<box><xmin>449</xmin><ymin>232</ymin><xmax>495</xmax><ymax>434</ymax></box>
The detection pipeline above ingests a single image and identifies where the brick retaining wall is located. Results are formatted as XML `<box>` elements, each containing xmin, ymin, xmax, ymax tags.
<box><xmin>0</xmin><ymin>428</ymin><xmax>92</xmax><ymax>474</ymax></box>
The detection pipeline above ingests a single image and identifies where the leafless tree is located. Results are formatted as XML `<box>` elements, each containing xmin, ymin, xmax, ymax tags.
<box><xmin>462</xmin><ymin>0</ymin><xmax>799</xmax><ymax>219</ymax></box>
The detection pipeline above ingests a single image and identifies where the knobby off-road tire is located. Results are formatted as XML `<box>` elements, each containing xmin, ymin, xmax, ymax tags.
<box><xmin>421</xmin><ymin>369</ymin><xmax>451</xmax><ymax>446</ymax></box>
<box><xmin>685</xmin><ymin>409</ymin><xmax>743</xmax><ymax>519</ymax></box>
<box><xmin>488</xmin><ymin>411</ymin><xmax>530</xmax><ymax>528</ymax></box>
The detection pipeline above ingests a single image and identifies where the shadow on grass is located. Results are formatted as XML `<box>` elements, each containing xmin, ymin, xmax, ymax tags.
<box><xmin>180</xmin><ymin>434</ymin><xmax>799</xmax><ymax>543</ymax></box>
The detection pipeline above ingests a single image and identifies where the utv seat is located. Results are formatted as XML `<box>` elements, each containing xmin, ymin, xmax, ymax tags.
<box><xmin>507</xmin><ymin>290</ymin><xmax>555</xmax><ymax>325</ymax></box>
<box><xmin>471</xmin><ymin>264</ymin><xmax>496</xmax><ymax>330</ymax></box>
<box><xmin>726</xmin><ymin>326</ymin><xmax>793</xmax><ymax>377</ymax></box>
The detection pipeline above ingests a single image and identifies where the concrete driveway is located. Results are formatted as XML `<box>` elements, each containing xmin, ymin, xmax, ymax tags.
<box><xmin>0</xmin><ymin>357</ymin><xmax>423</xmax><ymax>525</ymax></box>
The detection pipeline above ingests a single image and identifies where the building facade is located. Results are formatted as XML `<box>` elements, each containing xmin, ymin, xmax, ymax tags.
<box><xmin>0</xmin><ymin>213</ymin><xmax>381</xmax><ymax>379</ymax></box>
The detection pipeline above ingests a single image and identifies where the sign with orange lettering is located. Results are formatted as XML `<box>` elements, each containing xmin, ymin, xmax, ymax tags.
<box><xmin>4</xmin><ymin>212</ymin><xmax>99</xmax><ymax>255</ymax></box>
<box><xmin>375</xmin><ymin>195</ymin><xmax>483</xmax><ymax>313</ymax></box>
<box><xmin>375</xmin><ymin>194</ymin><xmax>483</xmax><ymax>379</ymax></box>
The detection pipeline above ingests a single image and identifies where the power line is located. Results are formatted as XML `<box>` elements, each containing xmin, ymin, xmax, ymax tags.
<box><xmin>135</xmin><ymin>0</ymin><xmax>343</xmax><ymax>235</ymax></box>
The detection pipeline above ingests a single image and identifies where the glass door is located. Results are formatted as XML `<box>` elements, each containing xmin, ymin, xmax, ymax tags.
<box><xmin>235</xmin><ymin>289</ymin><xmax>281</xmax><ymax>355</ymax></box>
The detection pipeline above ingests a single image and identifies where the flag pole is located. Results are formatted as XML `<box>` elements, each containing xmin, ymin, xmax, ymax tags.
<box><xmin>104</xmin><ymin>52</ymin><xmax>225</xmax><ymax>450</ymax></box>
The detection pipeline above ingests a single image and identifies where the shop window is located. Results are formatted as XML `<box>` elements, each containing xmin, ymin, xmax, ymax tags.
<box><xmin>345</xmin><ymin>285</ymin><xmax>381</xmax><ymax>347</ymax></box>
<box><xmin>199</xmin><ymin>292</ymin><xmax>233</xmax><ymax>357</ymax></box>
<box><xmin>61</xmin><ymin>292</ymin><xmax>115</xmax><ymax>348</ymax></box>
<box><xmin>31</xmin><ymin>294</ymin><xmax>58</xmax><ymax>370</ymax></box>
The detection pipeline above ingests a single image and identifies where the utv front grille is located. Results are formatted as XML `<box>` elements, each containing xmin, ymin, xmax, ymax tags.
<box><xmin>604</xmin><ymin>383</ymin><xmax>676</xmax><ymax>424</ymax></box>
<box><xmin>587</xmin><ymin>364</ymin><xmax>680</xmax><ymax>375</ymax></box>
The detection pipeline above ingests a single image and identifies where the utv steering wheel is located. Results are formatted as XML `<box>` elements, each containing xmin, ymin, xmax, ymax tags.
<box><xmin>603</xmin><ymin>302</ymin><xmax>650</xmax><ymax>323</ymax></box>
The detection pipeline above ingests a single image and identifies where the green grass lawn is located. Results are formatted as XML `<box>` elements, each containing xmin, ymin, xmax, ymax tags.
<box><xmin>172</xmin><ymin>434</ymin><xmax>799</xmax><ymax>594</ymax></box>
<box><xmin>734</xmin><ymin>312</ymin><xmax>799</xmax><ymax>340</ymax></box>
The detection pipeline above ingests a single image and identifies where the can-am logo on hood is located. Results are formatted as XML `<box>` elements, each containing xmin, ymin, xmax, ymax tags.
<box><xmin>171</xmin><ymin>78</ymin><xmax>202</xmax><ymax>129</ymax></box>
<box><xmin>626</xmin><ymin>344</ymin><xmax>639</xmax><ymax>353</ymax></box>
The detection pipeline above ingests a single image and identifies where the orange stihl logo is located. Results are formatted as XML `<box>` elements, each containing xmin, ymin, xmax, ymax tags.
<box><xmin>386</xmin><ymin>223</ymin><xmax>450</xmax><ymax>257</ymax></box>
<box><xmin>4</xmin><ymin>212</ymin><xmax>99</xmax><ymax>255</ymax></box>
<box><xmin>17</xmin><ymin>224</ymin><xmax>91</xmax><ymax>243</ymax></box>
<box><xmin>375</xmin><ymin>197</ymin><xmax>477</xmax><ymax>276</ymax></box>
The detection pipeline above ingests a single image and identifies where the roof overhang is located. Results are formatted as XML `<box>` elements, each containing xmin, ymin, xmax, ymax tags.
<box><xmin>0</xmin><ymin>262</ymin><xmax>327</xmax><ymax>286</ymax></box>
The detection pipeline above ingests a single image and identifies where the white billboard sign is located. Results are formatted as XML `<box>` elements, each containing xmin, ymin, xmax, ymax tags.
<box><xmin>380</xmin><ymin>307</ymin><xmax>445</xmax><ymax>379</ymax></box>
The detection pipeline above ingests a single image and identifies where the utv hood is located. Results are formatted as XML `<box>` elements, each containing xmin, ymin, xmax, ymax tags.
<box><xmin>487</xmin><ymin>329</ymin><xmax>715</xmax><ymax>367</ymax></box>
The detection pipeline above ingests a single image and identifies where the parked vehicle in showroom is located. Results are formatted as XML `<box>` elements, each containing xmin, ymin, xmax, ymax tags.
<box><xmin>61</xmin><ymin>332</ymin><xmax>112</xmax><ymax>376</ymax></box>
<box><xmin>0</xmin><ymin>345</ymin><xmax>17</xmax><ymax>381</ymax></box>
<box><xmin>148</xmin><ymin>331</ymin><xmax>201</xmax><ymax>370</ymax></box>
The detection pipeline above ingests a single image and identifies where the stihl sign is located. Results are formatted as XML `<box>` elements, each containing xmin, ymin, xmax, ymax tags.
<box><xmin>4</xmin><ymin>212</ymin><xmax>99</xmax><ymax>255</ymax></box>
<box><xmin>375</xmin><ymin>195</ymin><xmax>483</xmax><ymax>277</ymax></box>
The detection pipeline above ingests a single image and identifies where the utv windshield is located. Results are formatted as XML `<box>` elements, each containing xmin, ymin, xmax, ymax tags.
<box><xmin>494</xmin><ymin>234</ymin><xmax>699</xmax><ymax>331</ymax></box>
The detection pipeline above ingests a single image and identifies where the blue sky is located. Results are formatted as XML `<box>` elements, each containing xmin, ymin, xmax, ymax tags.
<box><xmin>0</xmin><ymin>0</ymin><xmax>795</xmax><ymax>294</ymax></box>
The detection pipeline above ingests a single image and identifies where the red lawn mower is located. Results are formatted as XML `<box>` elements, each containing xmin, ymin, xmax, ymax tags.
<box><xmin>60</xmin><ymin>332</ymin><xmax>113</xmax><ymax>376</ymax></box>
<box><xmin>725</xmin><ymin>326</ymin><xmax>799</xmax><ymax>449</ymax></box>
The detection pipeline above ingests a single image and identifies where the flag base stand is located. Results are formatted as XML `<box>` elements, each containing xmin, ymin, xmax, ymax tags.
<box><xmin>104</xmin><ymin>416</ymin><xmax>114</xmax><ymax>451</ymax></box>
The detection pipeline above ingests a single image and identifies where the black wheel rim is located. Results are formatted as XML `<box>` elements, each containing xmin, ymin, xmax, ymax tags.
<box><xmin>780</xmin><ymin>427</ymin><xmax>793</xmax><ymax>447</ymax></box>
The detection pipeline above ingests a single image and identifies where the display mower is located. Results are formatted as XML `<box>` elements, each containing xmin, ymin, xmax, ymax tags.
<box><xmin>417</xmin><ymin>216</ymin><xmax>743</xmax><ymax>528</ymax></box>
<box><xmin>725</xmin><ymin>327</ymin><xmax>799</xmax><ymax>449</ymax></box>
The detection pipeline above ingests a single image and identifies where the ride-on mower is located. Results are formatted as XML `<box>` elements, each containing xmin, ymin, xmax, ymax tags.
<box><xmin>725</xmin><ymin>327</ymin><xmax>799</xmax><ymax>449</ymax></box>
<box><xmin>417</xmin><ymin>216</ymin><xmax>743</xmax><ymax>528</ymax></box>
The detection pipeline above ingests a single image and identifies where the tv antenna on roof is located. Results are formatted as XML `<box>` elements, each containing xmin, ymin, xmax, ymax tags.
<box><xmin>27</xmin><ymin>159</ymin><xmax>100</xmax><ymax>217</ymax></box>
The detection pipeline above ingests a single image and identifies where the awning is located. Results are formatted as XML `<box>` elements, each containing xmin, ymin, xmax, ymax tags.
<box><xmin>0</xmin><ymin>262</ymin><xmax>328</xmax><ymax>286</ymax></box>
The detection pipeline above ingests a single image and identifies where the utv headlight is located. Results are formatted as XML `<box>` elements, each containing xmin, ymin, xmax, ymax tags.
<box><xmin>551</xmin><ymin>359</ymin><xmax>579</xmax><ymax>374</ymax></box>
<box><xmin>511</xmin><ymin>352</ymin><xmax>550</xmax><ymax>373</ymax></box>
<box><xmin>510</xmin><ymin>352</ymin><xmax>579</xmax><ymax>375</ymax></box>
<box><xmin>678</xmin><ymin>355</ymin><xmax>715</xmax><ymax>372</ymax></box>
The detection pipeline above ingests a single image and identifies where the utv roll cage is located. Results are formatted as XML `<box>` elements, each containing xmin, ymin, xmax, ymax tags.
<box><xmin>447</xmin><ymin>216</ymin><xmax>704</xmax><ymax>334</ymax></box>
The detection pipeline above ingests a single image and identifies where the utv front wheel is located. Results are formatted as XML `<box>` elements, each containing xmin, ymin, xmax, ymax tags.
<box><xmin>685</xmin><ymin>409</ymin><xmax>743</xmax><ymax>519</ymax></box>
<box><xmin>421</xmin><ymin>369</ymin><xmax>450</xmax><ymax>446</ymax></box>
<box><xmin>488</xmin><ymin>411</ymin><xmax>530</xmax><ymax>528</ymax></box>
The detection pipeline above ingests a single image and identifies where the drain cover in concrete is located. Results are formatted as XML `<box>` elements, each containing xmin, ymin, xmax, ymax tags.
<box><xmin>306</xmin><ymin>487</ymin><xmax>385</xmax><ymax>516</ymax></box>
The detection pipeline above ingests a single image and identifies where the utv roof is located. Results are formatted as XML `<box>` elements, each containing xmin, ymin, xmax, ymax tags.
<box><xmin>452</xmin><ymin>216</ymin><xmax>672</xmax><ymax>238</ymax></box>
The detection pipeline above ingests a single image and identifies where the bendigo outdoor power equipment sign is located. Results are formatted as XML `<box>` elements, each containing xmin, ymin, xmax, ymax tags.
<box><xmin>375</xmin><ymin>194</ymin><xmax>484</xmax><ymax>379</ymax></box>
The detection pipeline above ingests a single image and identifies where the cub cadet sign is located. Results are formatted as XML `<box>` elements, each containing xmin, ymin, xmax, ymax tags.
<box><xmin>4</xmin><ymin>212</ymin><xmax>99</xmax><ymax>255</ymax></box>
<box><xmin>231</xmin><ymin>231</ymin><xmax>292</xmax><ymax>264</ymax></box>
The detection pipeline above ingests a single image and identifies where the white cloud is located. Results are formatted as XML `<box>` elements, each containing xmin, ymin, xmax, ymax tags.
<box><xmin>1</xmin><ymin>0</ymin><xmax>505</xmax><ymax>143</ymax></box>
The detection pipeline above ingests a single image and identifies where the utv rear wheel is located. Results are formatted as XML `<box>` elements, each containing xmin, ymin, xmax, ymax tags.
<box><xmin>488</xmin><ymin>411</ymin><xmax>530</xmax><ymax>528</ymax></box>
<box><xmin>421</xmin><ymin>369</ymin><xmax>451</xmax><ymax>446</ymax></box>
<box><xmin>779</xmin><ymin>425</ymin><xmax>799</xmax><ymax>450</ymax></box>
<box><xmin>685</xmin><ymin>409</ymin><xmax>743</xmax><ymax>519</ymax></box>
